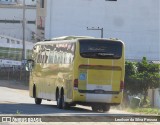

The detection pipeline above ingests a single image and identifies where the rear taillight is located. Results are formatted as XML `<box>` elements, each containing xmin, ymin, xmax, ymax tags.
<box><xmin>120</xmin><ymin>81</ymin><xmax>124</xmax><ymax>91</ymax></box>
<box><xmin>74</xmin><ymin>79</ymin><xmax>78</xmax><ymax>90</ymax></box>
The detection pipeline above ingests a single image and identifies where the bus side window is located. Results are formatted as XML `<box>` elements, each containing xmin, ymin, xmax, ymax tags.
<box><xmin>60</xmin><ymin>52</ymin><xmax>63</xmax><ymax>64</ymax></box>
<box><xmin>32</xmin><ymin>45</ymin><xmax>37</xmax><ymax>62</ymax></box>
<box><xmin>64</xmin><ymin>53</ymin><xmax>66</xmax><ymax>64</ymax></box>
<box><xmin>70</xmin><ymin>55</ymin><xmax>73</xmax><ymax>64</ymax></box>
<box><xmin>58</xmin><ymin>56</ymin><xmax>61</xmax><ymax>64</ymax></box>
<box><xmin>40</xmin><ymin>55</ymin><xmax>42</xmax><ymax>63</ymax></box>
<box><xmin>54</xmin><ymin>55</ymin><xmax>57</xmax><ymax>64</ymax></box>
<box><xmin>48</xmin><ymin>53</ymin><xmax>53</xmax><ymax>64</ymax></box>
<box><xmin>45</xmin><ymin>55</ymin><xmax>48</xmax><ymax>63</ymax></box>
<box><xmin>37</xmin><ymin>54</ymin><xmax>40</xmax><ymax>63</ymax></box>
<box><xmin>52</xmin><ymin>52</ymin><xmax>54</xmax><ymax>64</ymax></box>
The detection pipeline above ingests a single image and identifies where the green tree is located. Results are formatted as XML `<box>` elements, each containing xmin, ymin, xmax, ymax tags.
<box><xmin>125</xmin><ymin>61</ymin><xmax>138</xmax><ymax>95</ymax></box>
<box><xmin>136</xmin><ymin>57</ymin><xmax>160</xmax><ymax>104</ymax></box>
<box><xmin>125</xmin><ymin>57</ymin><xmax>160</xmax><ymax>105</ymax></box>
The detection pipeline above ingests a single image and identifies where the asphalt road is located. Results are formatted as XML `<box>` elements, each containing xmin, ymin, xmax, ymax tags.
<box><xmin>0</xmin><ymin>80</ymin><xmax>159</xmax><ymax>125</ymax></box>
<box><xmin>0</xmin><ymin>80</ymin><xmax>130</xmax><ymax>115</ymax></box>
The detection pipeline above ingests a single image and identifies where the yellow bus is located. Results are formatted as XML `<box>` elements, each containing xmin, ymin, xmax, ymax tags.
<box><xmin>26</xmin><ymin>36</ymin><xmax>125</xmax><ymax>112</ymax></box>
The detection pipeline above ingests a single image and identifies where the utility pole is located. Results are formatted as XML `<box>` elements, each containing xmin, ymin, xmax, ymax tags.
<box><xmin>22</xmin><ymin>0</ymin><xmax>26</xmax><ymax>60</ymax></box>
<box><xmin>87</xmin><ymin>27</ymin><xmax>104</xmax><ymax>38</ymax></box>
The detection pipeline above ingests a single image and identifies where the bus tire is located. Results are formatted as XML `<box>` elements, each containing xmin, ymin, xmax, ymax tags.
<box><xmin>62</xmin><ymin>95</ymin><xmax>70</xmax><ymax>109</ymax></box>
<box><xmin>91</xmin><ymin>105</ymin><xmax>99</xmax><ymax>112</ymax></box>
<box><xmin>102</xmin><ymin>104</ymin><xmax>110</xmax><ymax>112</ymax></box>
<box><xmin>35</xmin><ymin>98</ymin><xmax>42</xmax><ymax>105</ymax></box>
<box><xmin>92</xmin><ymin>104</ymin><xmax>108</xmax><ymax>112</ymax></box>
<box><xmin>33</xmin><ymin>85</ymin><xmax>42</xmax><ymax>105</ymax></box>
<box><xmin>57</xmin><ymin>95</ymin><xmax>62</xmax><ymax>109</ymax></box>
<box><xmin>33</xmin><ymin>85</ymin><xmax>36</xmax><ymax>98</ymax></box>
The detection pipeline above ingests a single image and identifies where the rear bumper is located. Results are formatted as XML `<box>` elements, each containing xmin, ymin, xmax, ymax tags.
<box><xmin>74</xmin><ymin>101</ymin><xmax>121</xmax><ymax>106</ymax></box>
<box><xmin>78</xmin><ymin>90</ymin><xmax>120</xmax><ymax>94</ymax></box>
<box><xmin>73</xmin><ymin>90</ymin><xmax>123</xmax><ymax>104</ymax></box>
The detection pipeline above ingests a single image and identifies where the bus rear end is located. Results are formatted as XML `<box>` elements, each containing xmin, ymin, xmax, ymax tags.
<box><xmin>73</xmin><ymin>39</ymin><xmax>125</xmax><ymax>112</ymax></box>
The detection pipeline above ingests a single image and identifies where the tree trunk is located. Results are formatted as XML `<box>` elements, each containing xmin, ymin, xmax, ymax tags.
<box><xmin>143</xmin><ymin>90</ymin><xmax>148</xmax><ymax>106</ymax></box>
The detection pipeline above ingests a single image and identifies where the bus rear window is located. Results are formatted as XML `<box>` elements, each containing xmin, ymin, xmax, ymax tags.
<box><xmin>79</xmin><ymin>40</ymin><xmax>122</xmax><ymax>59</ymax></box>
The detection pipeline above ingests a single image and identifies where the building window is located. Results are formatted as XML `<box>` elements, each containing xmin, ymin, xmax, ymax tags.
<box><xmin>17</xmin><ymin>41</ymin><xmax>20</xmax><ymax>44</ymax></box>
<box><xmin>40</xmin><ymin>0</ymin><xmax>44</xmax><ymax>8</ymax></box>
<box><xmin>7</xmin><ymin>39</ymin><xmax>10</xmax><ymax>43</ymax></box>
<box><xmin>11</xmin><ymin>40</ymin><xmax>15</xmax><ymax>44</ymax></box>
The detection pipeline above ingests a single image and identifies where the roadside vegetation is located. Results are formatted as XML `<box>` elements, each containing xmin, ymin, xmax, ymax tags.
<box><xmin>126</xmin><ymin>107</ymin><xmax>160</xmax><ymax>115</ymax></box>
<box><xmin>120</xmin><ymin>57</ymin><xmax>160</xmax><ymax>115</ymax></box>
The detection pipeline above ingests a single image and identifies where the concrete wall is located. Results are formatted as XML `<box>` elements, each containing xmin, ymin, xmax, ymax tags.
<box><xmin>0</xmin><ymin>7</ymin><xmax>36</xmax><ymax>42</ymax></box>
<box><xmin>39</xmin><ymin>0</ymin><xmax>159</xmax><ymax>61</ymax></box>
<box><xmin>154</xmin><ymin>89</ymin><xmax>160</xmax><ymax>108</ymax></box>
<box><xmin>148</xmin><ymin>89</ymin><xmax>160</xmax><ymax>108</ymax></box>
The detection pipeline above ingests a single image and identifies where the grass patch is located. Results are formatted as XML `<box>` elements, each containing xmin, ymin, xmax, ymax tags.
<box><xmin>127</xmin><ymin>107</ymin><xmax>160</xmax><ymax>115</ymax></box>
<box><xmin>112</xmin><ymin>105</ymin><xmax>160</xmax><ymax>115</ymax></box>
<box><xmin>16</xmin><ymin>110</ymin><xmax>22</xmax><ymax>114</ymax></box>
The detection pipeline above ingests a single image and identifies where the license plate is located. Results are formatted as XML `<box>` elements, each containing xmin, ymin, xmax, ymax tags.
<box><xmin>94</xmin><ymin>90</ymin><xmax>104</xmax><ymax>94</ymax></box>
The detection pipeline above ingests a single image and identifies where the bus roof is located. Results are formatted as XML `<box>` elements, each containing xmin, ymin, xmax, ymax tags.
<box><xmin>34</xmin><ymin>36</ymin><xmax>124</xmax><ymax>46</ymax></box>
<box><xmin>35</xmin><ymin>36</ymin><xmax>95</xmax><ymax>45</ymax></box>
<box><xmin>51</xmin><ymin>36</ymin><xmax>95</xmax><ymax>40</ymax></box>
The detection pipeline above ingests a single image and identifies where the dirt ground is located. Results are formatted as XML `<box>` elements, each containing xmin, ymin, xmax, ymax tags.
<box><xmin>0</xmin><ymin>80</ymin><xmax>28</xmax><ymax>90</ymax></box>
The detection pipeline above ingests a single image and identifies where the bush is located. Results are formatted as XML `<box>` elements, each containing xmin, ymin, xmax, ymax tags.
<box><xmin>130</xmin><ymin>97</ymin><xmax>141</xmax><ymax>109</ymax></box>
<box><xmin>124</xmin><ymin>57</ymin><xmax>160</xmax><ymax>106</ymax></box>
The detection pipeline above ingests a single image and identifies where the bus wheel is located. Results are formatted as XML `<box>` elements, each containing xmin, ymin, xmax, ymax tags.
<box><xmin>62</xmin><ymin>95</ymin><xmax>70</xmax><ymax>109</ymax></box>
<box><xmin>57</xmin><ymin>95</ymin><xmax>62</xmax><ymax>109</ymax></box>
<box><xmin>91</xmin><ymin>105</ymin><xmax>100</xmax><ymax>112</ymax></box>
<box><xmin>102</xmin><ymin>104</ymin><xmax>110</xmax><ymax>112</ymax></box>
<box><xmin>33</xmin><ymin>86</ymin><xmax>42</xmax><ymax>105</ymax></box>
<box><xmin>35</xmin><ymin>98</ymin><xmax>42</xmax><ymax>105</ymax></box>
<box><xmin>33</xmin><ymin>85</ymin><xmax>36</xmax><ymax>98</ymax></box>
<box><xmin>91</xmin><ymin>104</ymin><xmax>106</xmax><ymax>112</ymax></box>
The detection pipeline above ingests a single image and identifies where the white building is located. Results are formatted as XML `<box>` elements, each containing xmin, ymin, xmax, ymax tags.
<box><xmin>0</xmin><ymin>2</ymin><xmax>36</xmax><ymax>63</ymax></box>
<box><xmin>0</xmin><ymin>35</ymin><xmax>33</xmax><ymax>50</ymax></box>
<box><xmin>0</xmin><ymin>0</ymin><xmax>16</xmax><ymax>4</ymax></box>
<box><xmin>18</xmin><ymin>0</ymin><xmax>36</xmax><ymax>6</ymax></box>
<box><xmin>0</xmin><ymin>0</ymin><xmax>36</xmax><ymax>6</ymax></box>
<box><xmin>0</xmin><ymin>3</ymin><xmax>36</xmax><ymax>42</ymax></box>
<box><xmin>37</xmin><ymin>0</ymin><xmax>160</xmax><ymax>61</ymax></box>
<box><xmin>0</xmin><ymin>35</ymin><xmax>33</xmax><ymax>66</ymax></box>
